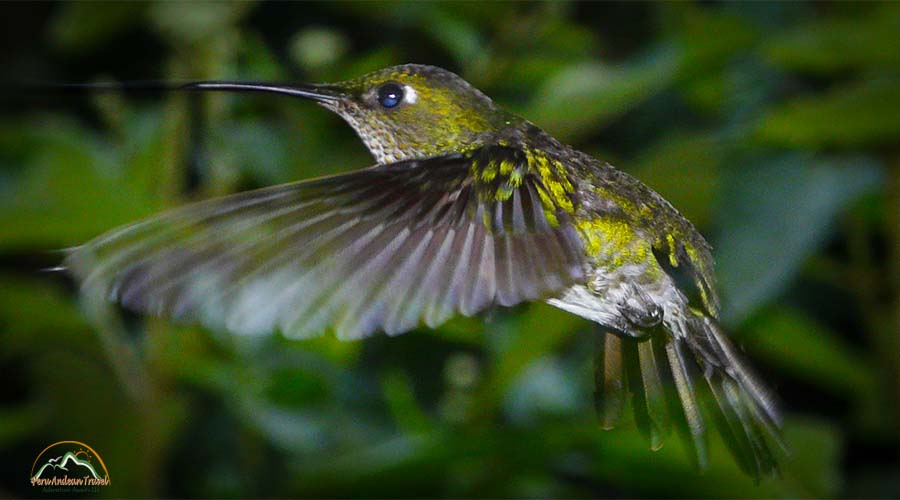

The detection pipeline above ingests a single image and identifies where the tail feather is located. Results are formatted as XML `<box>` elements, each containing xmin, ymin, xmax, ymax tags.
<box><xmin>703</xmin><ymin>372</ymin><xmax>777</xmax><ymax>477</ymax></box>
<box><xmin>621</xmin><ymin>340</ymin><xmax>653</xmax><ymax>444</ymax></box>
<box><xmin>701</xmin><ymin>316</ymin><xmax>782</xmax><ymax>428</ymax></box>
<box><xmin>664</xmin><ymin>338</ymin><xmax>710</xmax><ymax>469</ymax></box>
<box><xmin>636</xmin><ymin>338</ymin><xmax>671</xmax><ymax>450</ymax></box>
<box><xmin>594</xmin><ymin>314</ymin><xmax>784</xmax><ymax>479</ymax></box>
<box><xmin>598</xmin><ymin>333</ymin><xmax>679</xmax><ymax>452</ymax></box>
<box><xmin>594</xmin><ymin>332</ymin><xmax>626</xmax><ymax>430</ymax></box>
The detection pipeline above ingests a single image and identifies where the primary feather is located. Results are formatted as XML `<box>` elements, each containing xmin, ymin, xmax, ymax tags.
<box><xmin>66</xmin><ymin>148</ymin><xmax>585</xmax><ymax>340</ymax></box>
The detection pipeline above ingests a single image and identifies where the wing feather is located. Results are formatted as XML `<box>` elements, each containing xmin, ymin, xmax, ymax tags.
<box><xmin>66</xmin><ymin>149</ymin><xmax>586</xmax><ymax>339</ymax></box>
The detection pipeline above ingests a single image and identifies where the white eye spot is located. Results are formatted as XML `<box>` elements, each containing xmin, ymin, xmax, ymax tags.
<box><xmin>403</xmin><ymin>85</ymin><xmax>418</xmax><ymax>104</ymax></box>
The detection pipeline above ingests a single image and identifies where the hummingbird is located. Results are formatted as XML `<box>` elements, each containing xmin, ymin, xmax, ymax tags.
<box><xmin>64</xmin><ymin>64</ymin><xmax>783</xmax><ymax>477</ymax></box>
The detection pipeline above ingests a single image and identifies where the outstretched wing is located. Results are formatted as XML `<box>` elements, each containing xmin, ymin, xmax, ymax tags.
<box><xmin>65</xmin><ymin>147</ymin><xmax>586</xmax><ymax>339</ymax></box>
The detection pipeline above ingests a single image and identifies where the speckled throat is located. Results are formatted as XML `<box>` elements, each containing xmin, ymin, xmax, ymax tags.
<box><xmin>323</xmin><ymin>99</ymin><xmax>497</xmax><ymax>164</ymax></box>
<box><xmin>324</xmin><ymin>100</ymin><xmax>413</xmax><ymax>164</ymax></box>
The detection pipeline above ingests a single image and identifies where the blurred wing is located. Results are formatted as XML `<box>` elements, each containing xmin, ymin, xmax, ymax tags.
<box><xmin>65</xmin><ymin>149</ymin><xmax>586</xmax><ymax>339</ymax></box>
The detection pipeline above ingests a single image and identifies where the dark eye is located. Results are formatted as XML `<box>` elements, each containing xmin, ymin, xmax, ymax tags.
<box><xmin>376</xmin><ymin>83</ymin><xmax>404</xmax><ymax>108</ymax></box>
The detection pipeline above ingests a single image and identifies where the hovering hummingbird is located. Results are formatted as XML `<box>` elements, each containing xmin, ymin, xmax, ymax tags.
<box><xmin>64</xmin><ymin>64</ymin><xmax>783</xmax><ymax>477</ymax></box>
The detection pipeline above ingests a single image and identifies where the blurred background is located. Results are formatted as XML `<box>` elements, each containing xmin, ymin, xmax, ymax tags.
<box><xmin>1</xmin><ymin>1</ymin><xmax>898</xmax><ymax>498</ymax></box>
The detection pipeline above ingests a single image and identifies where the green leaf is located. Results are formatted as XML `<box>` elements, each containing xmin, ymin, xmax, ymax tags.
<box><xmin>0</xmin><ymin>116</ymin><xmax>164</xmax><ymax>246</ymax></box>
<box><xmin>289</xmin><ymin>27</ymin><xmax>350</xmax><ymax>71</ymax></box>
<box><xmin>148</xmin><ymin>2</ymin><xmax>253</xmax><ymax>44</ymax></box>
<box><xmin>238</xmin><ymin>32</ymin><xmax>290</xmax><ymax>81</ymax></box>
<box><xmin>422</xmin><ymin>8</ymin><xmax>485</xmax><ymax>66</ymax></box>
<box><xmin>715</xmin><ymin>154</ymin><xmax>883</xmax><ymax>324</ymax></box>
<box><xmin>742</xmin><ymin>306</ymin><xmax>877</xmax><ymax>396</ymax></box>
<box><xmin>758</xmin><ymin>78</ymin><xmax>900</xmax><ymax>148</ymax></box>
<box><xmin>664</xmin><ymin>4</ymin><xmax>758</xmax><ymax>74</ymax></box>
<box><xmin>764</xmin><ymin>4</ymin><xmax>900</xmax><ymax>74</ymax></box>
<box><xmin>48</xmin><ymin>1</ymin><xmax>145</xmax><ymax>52</ymax></box>
<box><xmin>503</xmin><ymin>355</ymin><xmax>582</xmax><ymax>422</ymax></box>
<box><xmin>779</xmin><ymin>417</ymin><xmax>843</xmax><ymax>498</ymax></box>
<box><xmin>479</xmin><ymin>304</ymin><xmax>585</xmax><ymax>409</ymax></box>
<box><xmin>0</xmin><ymin>276</ymin><xmax>85</xmax><ymax>345</ymax></box>
<box><xmin>524</xmin><ymin>46</ymin><xmax>680</xmax><ymax>141</ymax></box>
<box><xmin>0</xmin><ymin>404</ymin><xmax>44</xmax><ymax>447</ymax></box>
<box><xmin>382</xmin><ymin>370</ymin><xmax>431</xmax><ymax>433</ymax></box>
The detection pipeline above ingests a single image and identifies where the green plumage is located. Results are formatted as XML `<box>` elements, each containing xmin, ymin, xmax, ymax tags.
<box><xmin>64</xmin><ymin>64</ymin><xmax>783</xmax><ymax>478</ymax></box>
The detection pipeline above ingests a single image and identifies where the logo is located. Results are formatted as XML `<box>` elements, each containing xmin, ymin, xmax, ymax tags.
<box><xmin>30</xmin><ymin>441</ymin><xmax>110</xmax><ymax>494</ymax></box>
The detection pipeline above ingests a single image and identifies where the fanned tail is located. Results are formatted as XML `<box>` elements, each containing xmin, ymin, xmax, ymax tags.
<box><xmin>594</xmin><ymin>314</ymin><xmax>786</xmax><ymax>478</ymax></box>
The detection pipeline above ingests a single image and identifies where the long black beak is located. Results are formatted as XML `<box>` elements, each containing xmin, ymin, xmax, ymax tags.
<box><xmin>20</xmin><ymin>80</ymin><xmax>346</xmax><ymax>102</ymax></box>
<box><xmin>176</xmin><ymin>81</ymin><xmax>345</xmax><ymax>102</ymax></box>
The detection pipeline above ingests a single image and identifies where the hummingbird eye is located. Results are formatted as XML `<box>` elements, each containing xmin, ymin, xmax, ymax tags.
<box><xmin>376</xmin><ymin>83</ymin><xmax>404</xmax><ymax>108</ymax></box>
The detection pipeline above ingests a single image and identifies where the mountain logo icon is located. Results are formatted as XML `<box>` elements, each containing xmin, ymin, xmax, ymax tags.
<box><xmin>30</xmin><ymin>441</ymin><xmax>110</xmax><ymax>492</ymax></box>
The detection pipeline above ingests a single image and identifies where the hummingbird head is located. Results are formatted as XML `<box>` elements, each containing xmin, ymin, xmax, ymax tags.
<box><xmin>178</xmin><ymin>64</ymin><xmax>513</xmax><ymax>164</ymax></box>
<box><xmin>316</xmin><ymin>64</ymin><xmax>512</xmax><ymax>163</ymax></box>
